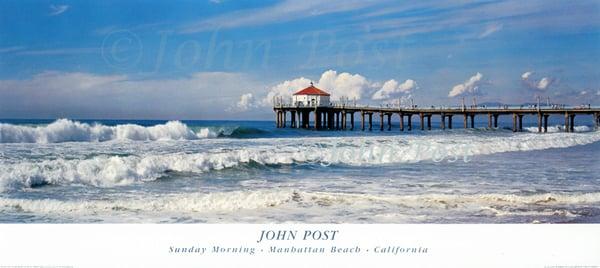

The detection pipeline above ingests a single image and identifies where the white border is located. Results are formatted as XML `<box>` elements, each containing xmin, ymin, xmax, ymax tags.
<box><xmin>1</xmin><ymin>224</ymin><xmax>599</xmax><ymax>268</ymax></box>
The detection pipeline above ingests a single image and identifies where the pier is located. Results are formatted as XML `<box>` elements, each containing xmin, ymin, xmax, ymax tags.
<box><xmin>273</xmin><ymin>105</ymin><xmax>600</xmax><ymax>133</ymax></box>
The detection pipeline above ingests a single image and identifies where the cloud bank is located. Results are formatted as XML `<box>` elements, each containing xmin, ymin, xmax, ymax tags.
<box><xmin>233</xmin><ymin>70</ymin><xmax>420</xmax><ymax>111</ymax></box>
<box><xmin>0</xmin><ymin>71</ymin><xmax>259</xmax><ymax>119</ymax></box>
<box><xmin>234</xmin><ymin>70</ymin><xmax>373</xmax><ymax>110</ymax></box>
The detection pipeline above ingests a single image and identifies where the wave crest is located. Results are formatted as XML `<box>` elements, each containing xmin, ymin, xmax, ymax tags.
<box><xmin>1</xmin><ymin>130</ymin><xmax>599</xmax><ymax>191</ymax></box>
<box><xmin>0</xmin><ymin>119</ymin><xmax>244</xmax><ymax>143</ymax></box>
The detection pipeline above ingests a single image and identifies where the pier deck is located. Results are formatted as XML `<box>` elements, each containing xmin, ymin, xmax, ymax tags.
<box><xmin>273</xmin><ymin>105</ymin><xmax>600</xmax><ymax>132</ymax></box>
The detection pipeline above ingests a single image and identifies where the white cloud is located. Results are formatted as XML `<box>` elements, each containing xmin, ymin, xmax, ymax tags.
<box><xmin>256</xmin><ymin>69</ymin><xmax>370</xmax><ymax>107</ymax></box>
<box><xmin>521</xmin><ymin>71</ymin><xmax>533</xmax><ymax>80</ymax></box>
<box><xmin>536</xmin><ymin>77</ymin><xmax>552</xmax><ymax>90</ymax></box>
<box><xmin>235</xmin><ymin>93</ymin><xmax>255</xmax><ymax>111</ymax></box>
<box><xmin>49</xmin><ymin>5</ymin><xmax>69</xmax><ymax>16</ymax></box>
<box><xmin>521</xmin><ymin>71</ymin><xmax>554</xmax><ymax>91</ymax></box>
<box><xmin>237</xmin><ymin>69</ymin><xmax>379</xmax><ymax>110</ymax></box>
<box><xmin>372</xmin><ymin>80</ymin><xmax>399</xmax><ymax>100</ymax></box>
<box><xmin>478</xmin><ymin>23</ymin><xmax>503</xmax><ymax>38</ymax></box>
<box><xmin>262</xmin><ymin>77</ymin><xmax>312</xmax><ymax>106</ymax></box>
<box><xmin>371</xmin><ymin>79</ymin><xmax>416</xmax><ymax>100</ymax></box>
<box><xmin>448</xmin><ymin>73</ymin><xmax>483</xmax><ymax>98</ymax></box>
<box><xmin>316</xmin><ymin>70</ymin><xmax>369</xmax><ymax>101</ymax></box>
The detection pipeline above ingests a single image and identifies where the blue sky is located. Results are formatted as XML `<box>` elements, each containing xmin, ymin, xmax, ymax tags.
<box><xmin>0</xmin><ymin>0</ymin><xmax>599</xmax><ymax>119</ymax></box>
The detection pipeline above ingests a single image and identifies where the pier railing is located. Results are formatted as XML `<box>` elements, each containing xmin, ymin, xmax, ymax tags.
<box><xmin>274</xmin><ymin>103</ymin><xmax>599</xmax><ymax>111</ymax></box>
<box><xmin>273</xmin><ymin>103</ymin><xmax>600</xmax><ymax>133</ymax></box>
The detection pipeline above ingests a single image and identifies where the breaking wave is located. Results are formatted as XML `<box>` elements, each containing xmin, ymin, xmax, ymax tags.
<box><xmin>0</xmin><ymin>119</ymin><xmax>264</xmax><ymax>143</ymax></box>
<box><xmin>524</xmin><ymin>125</ymin><xmax>591</xmax><ymax>133</ymax></box>
<box><xmin>1</xmin><ymin>130</ymin><xmax>599</xmax><ymax>191</ymax></box>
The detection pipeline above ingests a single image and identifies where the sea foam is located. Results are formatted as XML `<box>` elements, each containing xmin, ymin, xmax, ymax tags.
<box><xmin>1</xmin><ymin>190</ymin><xmax>599</xmax><ymax>222</ymax></box>
<box><xmin>1</xmin><ymin>130</ymin><xmax>599</xmax><ymax>191</ymax></box>
<box><xmin>524</xmin><ymin>125</ymin><xmax>591</xmax><ymax>133</ymax></box>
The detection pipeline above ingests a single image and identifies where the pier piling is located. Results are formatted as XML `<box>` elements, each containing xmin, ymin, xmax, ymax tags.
<box><xmin>305</xmin><ymin>111</ymin><xmax>310</xmax><ymax>128</ymax></box>
<box><xmin>427</xmin><ymin>115</ymin><xmax>432</xmax><ymax>130</ymax></box>
<box><xmin>493</xmin><ymin>114</ymin><xmax>499</xmax><ymax>128</ymax></box>
<box><xmin>569</xmin><ymin>114</ymin><xmax>575</xmax><ymax>132</ymax></box>
<box><xmin>291</xmin><ymin>111</ymin><xmax>296</xmax><ymax>128</ymax></box>
<box><xmin>361</xmin><ymin>112</ymin><xmax>365</xmax><ymax>131</ymax></box>
<box><xmin>470</xmin><ymin>114</ymin><xmax>475</xmax><ymax>128</ymax></box>
<box><xmin>399</xmin><ymin>113</ymin><xmax>404</xmax><ymax>131</ymax></box>
<box><xmin>441</xmin><ymin>113</ymin><xmax>446</xmax><ymax>130</ymax></box>
<box><xmin>518</xmin><ymin>114</ymin><xmax>523</xmax><ymax>132</ymax></box>
<box><xmin>280</xmin><ymin>111</ymin><xmax>284</xmax><ymax>128</ymax></box>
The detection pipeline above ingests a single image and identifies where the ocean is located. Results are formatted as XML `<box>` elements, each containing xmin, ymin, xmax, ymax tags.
<box><xmin>0</xmin><ymin>117</ymin><xmax>599</xmax><ymax>223</ymax></box>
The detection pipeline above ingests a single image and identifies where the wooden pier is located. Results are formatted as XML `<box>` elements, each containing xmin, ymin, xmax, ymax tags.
<box><xmin>273</xmin><ymin>105</ymin><xmax>600</xmax><ymax>133</ymax></box>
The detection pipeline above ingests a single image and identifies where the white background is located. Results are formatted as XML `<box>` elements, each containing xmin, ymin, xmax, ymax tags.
<box><xmin>0</xmin><ymin>224</ymin><xmax>599</xmax><ymax>268</ymax></box>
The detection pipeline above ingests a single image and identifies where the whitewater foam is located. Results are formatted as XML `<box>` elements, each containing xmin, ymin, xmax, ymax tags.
<box><xmin>0</xmin><ymin>119</ymin><xmax>226</xmax><ymax>143</ymax></box>
<box><xmin>524</xmin><ymin>125</ymin><xmax>591</xmax><ymax>133</ymax></box>
<box><xmin>1</xmin><ymin>190</ymin><xmax>598</xmax><ymax>222</ymax></box>
<box><xmin>1</xmin><ymin>130</ymin><xmax>599</xmax><ymax>191</ymax></box>
<box><xmin>0</xmin><ymin>190</ymin><xmax>295</xmax><ymax>214</ymax></box>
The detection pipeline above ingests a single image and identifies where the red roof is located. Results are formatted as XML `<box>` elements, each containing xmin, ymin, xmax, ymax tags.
<box><xmin>293</xmin><ymin>85</ymin><xmax>330</xmax><ymax>96</ymax></box>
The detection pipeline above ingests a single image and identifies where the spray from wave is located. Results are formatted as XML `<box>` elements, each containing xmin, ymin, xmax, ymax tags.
<box><xmin>0</xmin><ymin>119</ymin><xmax>264</xmax><ymax>143</ymax></box>
<box><xmin>524</xmin><ymin>125</ymin><xmax>591</xmax><ymax>133</ymax></box>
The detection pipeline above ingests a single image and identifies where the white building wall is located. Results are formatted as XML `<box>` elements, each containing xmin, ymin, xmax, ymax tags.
<box><xmin>293</xmin><ymin>95</ymin><xmax>331</xmax><ymax>107</ymax></box>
